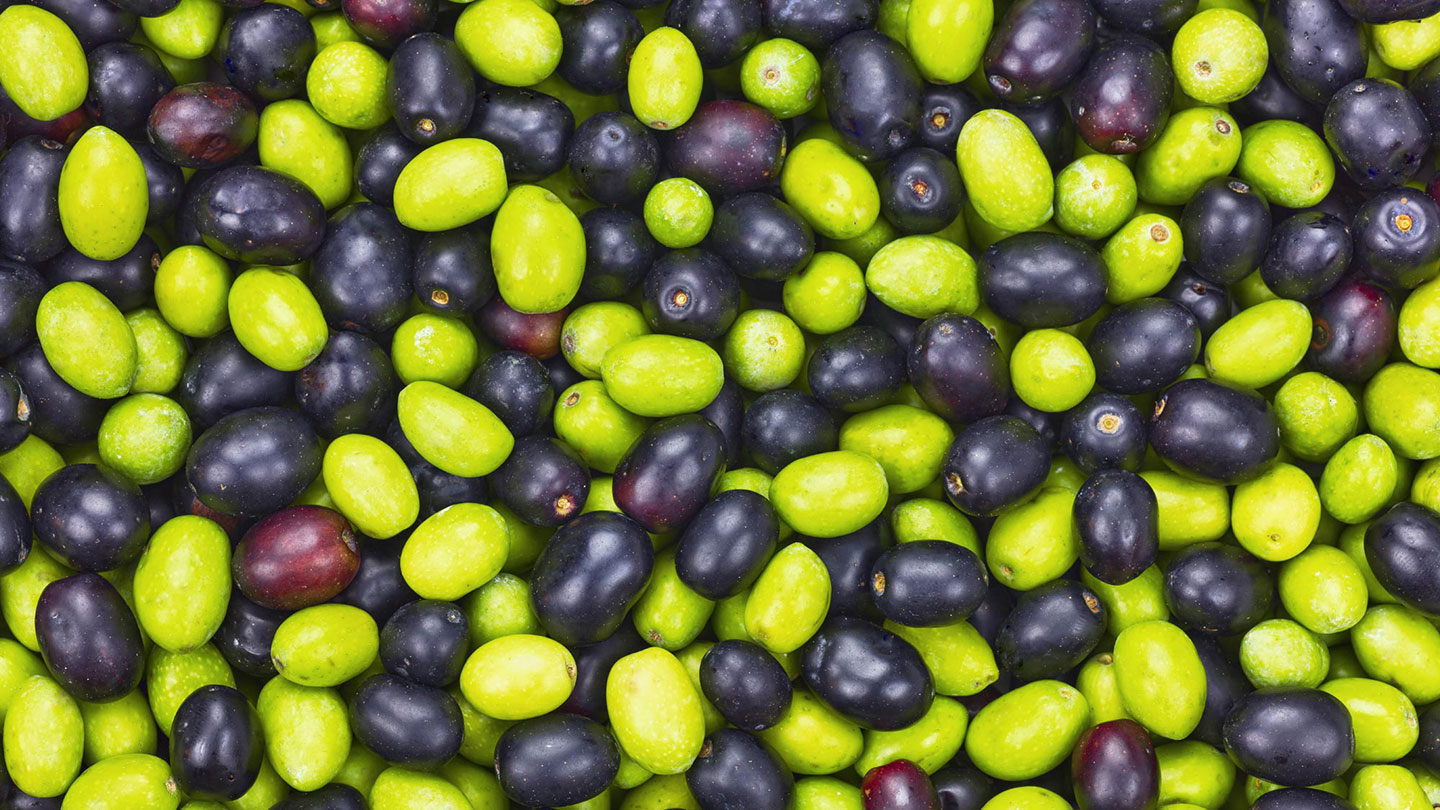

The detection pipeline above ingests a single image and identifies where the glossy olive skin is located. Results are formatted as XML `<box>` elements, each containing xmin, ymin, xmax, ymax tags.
<box><xmin>311</xmin><ymin>202</ymin><xmax>413</xmax><ymax>334</ymax></box>
<box><xmin>410</xmin><ymin>462</ymin><xmax>489</xmax><ymax>522</ymax></box>
<box><xmin>1182</xmin><ymin>178</ymin><xmax>1271</xmax><ymax>286</ymax></box>
<box><xmin>192</xmin><ymin>166</ymin><xmax>328</xmax><ymax>265</ymax></box>
<box><xmin>675</xmin><ymin>489</ymin><xmax>779</xmax><ymax>599</ymax></box>
<box><xmin>742</xmin><ymin>390</ymin><xmax>839</xmax><ymax>475</ymax></box>
<box><xmin>569</xmin><ymin>111</ymin><xmax>661</xmax><ymax>206</ymax></box>
<box><xmin>178</xmin><ymin>334</ymin><xmax>294</xmax><ymax>429</ymax></box>
<box><xmin>1350</xmin><ymin>188</ymin><xmax>1440</xmax><ymax>289</ymax></box>
<box><xmin>84</xmin><ymin>43</ymin><xmax>174</xmax><ymax>136</ymax></box>
<box><xmin>1306</xmin><ymin>280</ymin><xmax>1396</xmax><ymax>385</ymax></box>
<box><xmin>556</xmin><ymin>0</ymin><xmax>642</xmax><ymax>95</ymax></box>
<box><xmin>494</xmin><ymin>714</ymin><xmax>621</xmax><ymax>808</ymax></box>
<box><xmin>702</xmin><ymin>375</ymin><xmax>745</xmax><ymax>465</ymax></box>
<box><xmin>1233</xmin><ymin>65</ymin><xmax>1324</xmax><ymax>130</ymax></box>
<box><xmin>997</xmin><ymin>580</ymin><xmax>1107</xmax><ymax>681</ymax></box>
<box><xmin>219</xmin><ymin>4</ymin><xmax>315</xmax><ymax>102</ymax></box>
<box><xmin>710</xmin><ymin>192</ymin><xmax>814</xmax><ymax>280</ymax></box>
<box><xmin>984</xmin><ymin>0</ymin><xmax>1096</xmax><ymax>104</ymax></box>
<box><xmin>1150</xmin><ymin>379</ymin><xmax>1279</xmax><ymax>485</ymax></box>
<box><xmin>688</xmin><ymin>729</ymin><xmax>794</xmax><ymax>810</ymax></box>
<box><xmin>47</xmin><ymin>235</ymin><xmax>161</xmax><ymax>311</ymax></box>
<box><xmin>761</xmin><ymin>0</ymin><xmax>875</xmax><ymax>50</ymax></box>
<box><xmin>1071</xmin><ymin>719</ymin><xmax>1159</xmax><ymax>810</ymax></box>
<box><xmin>390</xmin><ymin>34</ymin><xmax>475</xmax><ymax>147</ymax></box>
<box><xmin>148</xmin><ymin>83</ymin><xmax>258</xmax><ymax>170</ymax></box>
<box><xmin>664</xmin><ymin>100</ymin><xmax>788</xmax><ymax>197</ymax></box>
<box><xmin>34</xmin><ymin>0</ymin><xmax>137</xmax><ymax>50</ymax></box>
<box><xmin>665</xmin><ymin>0</ymin><xmax>762</xmax><ymax>67</ymax></box>
<box><xmin>214</xmin><ymin>590</ymin><xmax>288</xmax><ymax>679</ymax></box>
<box><xmin>808</xmin><ymin>325</ymin><xmax>907</xmax><ymax>413</ymax></box>
<box><xmin>0</xmin><ymin>262</ymin><xmax>44</xmax><ymax>358</ymax></box>
<box><xmin>1192</xmin><ymin>632</ymin><xmax>1253</xmax><ymax>747</ymax></box>
<box><xmin>4</xmin><ymin>342</ymin><xmax>106</xmax><ymax>446</ymax></box>
<box><xmin>863</xmin><ymin>761</ymin><xmax>941</xmax><ymax>810</ymax></box>
<box><xmin>467</xmin><ymin>87</ymin><xmax>572</xmax><ymax>182</ymax></box>
<box><xmin>981</xmin><ymin>233</ymin><xmax>1108</xmax><ymax>329</ymax></box>
<box><xmin>492</xmin><ymin>436</ymin><xmax>590</xmax><ymax>526</ymax></box>
<box><xmin>1164</xmin><ymin>542</ymin><xmax>1275</xmax><ymax>636</ymax></box>
<box><xmin>1075</xmin><ymin>469</ymin><xmax>1159</xmax><ymax>586</ymax></box>
<box><xmin>351</xmin><ymin>673</ymin><xmax>464</xmax><ymax>770</ymax></box>
<box><xmin>879</xmin><ymin>147</ymin><xmax>965</xmax><ymax>234</ymax></box>
<box><xmin>943</xmin><ymin>415</ymin><xmax>1051</xmax><ymax>516</ymax></box>
<box><xmin>476</xmin><ymin>298</ymin><xmax>566</xmax><ymax>360</ymax></box>
<box><xmin>1252</xmin><ymin>789</ymin><xmax>1358</xmax><ymax>810</ymax></box>
<box><xmin>1087</xmin><ymin>299</ymin><xmax>1200</xmax><ymax>396</ymax></box>
<box><xmin>234</xmin><ymin>505</ymin><xmax>359</xmax><ymax>610</ymax></box>
<box><xmin>870</xmin><ymin>541</ymin><xmax>988</xmax><ymax>628</ymax></box>
<box><xmin>355</xmin><ymin>125</ymin><xmax>423</xmax><ymax>208</ymax></box>
<box><xmin>1337</xmin><ymin>0</ymin><xmax>1440</xmax><ymax>23</ymax></box>
<box><xmin>642</xmin><ymin>249</ymin><xmax>742</xmax><ymax>340</ymax></box>
<box><xmin>1418</xmin><ymin>703</ymin><xmax>1440</xmax><ymax>772</ymax></box>
<box><xmin>917</xmin><ymin>84</ymin><xmax>980</xmax><ymax>154</ymax></box>
<box><xmin>1263</xmin><ymin>0</ymin><xmax>1365</xmax><ymax>107</ymax></box>
<box><xmin>465</xmin><ymin>351</ymin><xmax>553</xmax><ymax>438</ymax></box>
<box><xmin>1161</xmin><ymin>266</ymin><xmax>1231</xmax><ymax>340</ymax></box>
<box><xmin>932</xmin><ymin>764</ymin><xmax>995</xmax><ymax>810</ymax></box>
<box><xmin>271</xmin><ymin>786</ymin><xmax>367</xmax><ymax>810</ymax></box>
<box><xmin>0</xmin><ymin>368</ymin><xmax>29</xmax><ymax>454</ymax></box>
<box><xmin>107</xmin><ymin>0</ymin><xmax>179</xmax><ymax>18</ymax></box>
<box><xmin>1261</xmin><ymin>211</ymin><xmax>1351</xmax><ymax>301</ymax></box>
<box><xmin>35</xmin><ymin>573</ymin><xmax>145</xmax><ymax>702</ymax></box>
<box><xmin>1061</xmin><ymin>394</ymin><xmax>1146</xmax><ymax>474</ymax></box>
<box><xmin>31</xmin><ymin>464</ymin><xmax>149</xmax><ymax>572</ymax></box>
<box><xmin>529</xmin><ymin>511</ymin><xmax>655</xmax><ymax>646</ymax></box>
<box><xmin>560</xmin><ymin>624</ymin><xmax>647</xmax><ymax>722</ymax></box>
<box><xmin>614</xmin><ymin>415</ymin><xmax>728</xmax><ymax>533</ymax></box>
<box><xmin>171</xmin><ymin>685</ymin><xmax>264</xmax><ymax>801</ymax></box>
<box><xmin>1004</xmin><ymin>97</ymin><xmax>1076</xmax><ymax>170</ymax></box>
<box><xmin>0</xmin><ymin>138</ymin><xmax>69</xmax><ymax>265</ymax></box>
<box><xmin>0</xmin><ymin>476</ymin><xmax>30</xmax><ymax>574</ymax></box>
<box><xmin>333</xmin><ymin>535</ymin><xmax>417</xmax><ymax>625</ymax></box>
<box><xmin>341</xmin><ymin>0</ymin><xmax>436</xmax><ymax>49</ymax></box>
<box><xmin>811</xmin><ymin>517</ymin><xmax>892</xmax><ymax>622</ymax></box>
<box><xmin>580</xmin><ymin>207</ymin><xmax>658</xmax><ymax>300</ymax></box>
<box><xmin>1325</xmin><ymin>80</ymin><xmax>1431</xmax><ymax>191</ymax></box>
<box><xmin>412</xmin><ymin>225</ymin><xmax>493</xmax><ymax>315</ymax></box>
<box><xmin>1093</xmin><ymin>0</ymin><xmax>1193</xmax><ymax>34</ymax></box>
<box><xmin>187</xmin><ymin>406</ymin><xmax>324</xmax><ymax>517</ymax></box>
<box><xmin>1066</xmin><ymin>36</ymin><xmax>1173</xmax><ymax>154</ymax></box>
<box><xmin>699</xmin><ymin>640</ymin><xmax>792</xmax><ymax>731</ymax></box>
<box><xmin>823</xmin><ymin>30</ymin><xmax>923</xmax><ymax>162</ymax></box>
<box><xmin>801</xmin><ymin>617</ymin><xmax>934</xmax><ymax>730</ymax></box>
<box><xmin>1224</xmin><ymin>688</ymin><xmax>1355</xmax><ymax>787</ymax></box>
<box><xmin>380</xmin><ymin>600</ymin><xmax>469</xmax><ymax>687</ymax></box>
<box><xmin>1365</xmin><ymin>502</ymin><xmax>1440</xmax><ymax>616</ymax></box>
<box><xmin>295</xmin><ymin>331</ymin><xmax>397</xmax><ymax>439</ymax></box>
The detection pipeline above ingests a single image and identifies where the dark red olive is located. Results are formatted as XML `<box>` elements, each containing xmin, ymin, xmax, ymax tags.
<box><xmin>1071</xmin><ymin>719</ymin><xmax>1159</xmax><ymax>810</ymax></box>
<box><xmin>801</xmin><ymin>617</ymin><xmax>934</xmax><ymax>730</ymax></box>
<box><xmin>341</xmin><ymin>0</ymin><xmax>437</xmax><ymax>49</ymax></box>
<box><xmin>170</xmin><ymin>685</ymin><xmax>263</xmax><ymax>801</ymax></box>
<box><xmin>1223</xmin><ymin>688</ymin><xmax>1355</xmax><ymax>787</ymax></box>
<box><xmin>1164</xmin><ymin>541</ymin><xmax>1275</xmax><ymax>636</ymax></box>
<box><xmin>687</xmin><ymin>729</ymin><xmax>793</xmax><ymax>810</ymax></box>
<box><xmin>31</xmin><ymin>463</ymin><xmax>149</xmax><ymax>572</ymax></box>
<box><xmin>1074</xmin><ymin>469</ymin><xmax>1158</xmax><ymax>586</ymax></box>
<box><xmin>664</xmin><ymin>100</ymin><xmax>787</xmax><ymax>196</ymax></box>
<box><xmin>1066</xmin><ymin>36</ymin><xmax>1173</xmax><ymax>154</ymax></box>
<box><xmin>984</xmin><ymin>0</ymin><xmax>1096</xmax><ymax>104</ymax></box>
<box><xmin>1364</xmin><ymin>501</ymin><xmax>1440</xmax><ymax>617</ymax></box>
<box><xmin>1305</xmin><ymin>280</ymin><xmax>1396</xmax><ymax>385</ymax></box>
<box><xmin>35</xmin><ymin>573</ymin><xmax>145</xmax><ymax>702</ymax></box>
<box><xmin>477</xmin><ymin>296</ymin><xmax>567</xmax><ymax>360</ymax></box>
<box><xmin>613</xmin><ymin>414</ymin><xmax>728</xmax><ymax>533</ymax></box>
<box><xmin>1149</xmin><ymin>379</ymin><xmax>1279</xmax><ymax>485</ymax></box>
<box><xmin>147</xmin><ymin>83</ymin><xmax>258</xmax><ymax>170</ymax></box>
<box><xmin>529</xmin><ymin>511</ymin><xmax>654</xmax><ymax>645</ymax></box>
<box><xmin>861</xmin><ymin>760</ymin><xmax>940</xmax><ymax>810</ymax></box>
<box><xmin>233</xmin><ymin>505</ymin><xmax>359</xmax><ymax>610</ymax></box>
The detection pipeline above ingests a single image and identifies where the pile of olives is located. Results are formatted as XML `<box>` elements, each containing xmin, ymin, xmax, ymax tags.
<box><xmin>4</xmin><ymin>0</ymin><xmax>1440</xmax><ymax>805</ymax></box>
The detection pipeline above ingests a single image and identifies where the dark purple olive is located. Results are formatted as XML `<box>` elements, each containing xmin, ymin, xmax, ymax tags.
<box><xmin>341</xmin><ymin>0</ymin><xmax>436</xmax><ymax>49</ymax></box>
<box><xmin>350</xmin><ymin>673</ymin><xmax>463</xmax><ymax>769</ymax></box>
<box><xmin>476</xmin><ymin>297</ymin><xmax>566</xmax><ymax>360</ymax></box>
<box><xmin>0</xmin><ymin>138</ymin><xmax>69</xmax><ymax>265</ymax></box>
<box><xmin>1335</xmin><ymin>0</ymin><xmax>1440</xmax><ymax>23</ymax></box>
<box><xmin>214</xmin><ymin>590</ymin><xmax>288</xmax><ymax>679</ymax></box>
<box><xmin>3</xmin><ymin>343</ymin><xmax>105</xmax><ymax>445</ymax></box>
<box><xmin>932</xmin><ymin>764</ymin><xmax>994</xmax><ymax>810</ymax></box>
<box><xmin>709</xmin><ymin>192</ymin><xmax>814</xmax><ymax>280</ymax></box>
<box><xmin>192</xmin><ymin>166</ymin><xmax>327</xmax><ymax>265</ymax></box>
<box><xmin>1252</xmin><ymin>789</ymin><xmax>1358</xmax><ymax>810</ymax></box>
<box><xmin>1261</xmin><ymin>211</ymin><xmax>1351</xmax><ymax>301</ymax></box>
<box><xmin>1232</xmin><ymin>64</ymin><xmax>1324</xmax><ymax>130</ymax></box>
<box><xmin>687</xmin><ymin>729</ymin><xmax>794</xmax><ymax>810</ymax></box>
<box><xmin>147</xmin><ymin>83</ymin><xmax>258</xmax><ymax>170</ymax></box>
<box><xmin>822</xmin><ymin>30</ymin><xmax>923</xmax><ymax>162</ymax></box>
<box><xmin>802</xmin><ymin>617</ymin><xmax>934</xmax><ymax>730</ymax></box>
<box><xmin>31</xmin><ymin>464</ymin><xmax>148</xmax><ymax>572</ymax></box>
<box><xmin>568</xmin><ymin>111</ymin><xmax>660</xmax><ymax>206</ymax></box>
<box><xmin>1164</xmin><ymin>541</ymin><xmax>1275</xmax><ymax>636</ymax></box>
<box><xmin>410</xmin><ymin>461</ymin><xmax>488</xmax><ymax>522</ymax></box>
<box><xmin>492</xmin><ymin>435</ymin><xmax>590</xmax><ymax>526</ymax></box>
<box><xmin>177</xmin><ymin>333</ymin><xmax>293</xmax><ymax>429</ymax></box>
<box><xmin>219</xmin><ymin>4</ymin><xmax>315</xmax><ymax>102</ymax></box>
<box><xmin>701</xmin><ymin>376</ymin><xmax>744</xmax><ymax>470</ymax></box>
<box><xmin>861</xmin><ymin>759</ymin><xmax>940</xmax><ymax>810</ymax></box>
<box><xmin>35</xmin><ymin>573</ymin><xmax>145</xmax><ymax>702</ymax></box>
<box><xmin>943</xmin><ymin>415</ymin><xmax>1051</xmax><ymax>517</ymax></box>
<box><xmin>699</xmin><ymin>640</ymin><xmax>793</xmax><ymax>732</ymax></box>
<box><xmin>1071</xmin><ymin>719</ymin><xmax>1159</xmax><ymax>810</ymax></box>
<box><xmin>908</xmin><ymin>313</ymin><xmax>1010</xmax><ymax>424</ymax></box>
<box><xmin>0</xmin><ymin>367</ymin><xmax>29</xmax><ymax>454</ymax></box>
<box><xmin>761</xmin><ymin>0</ymin><xmax>874</xmax><ymax>50</ymax></box>
<box><xmin>1074</xmin><ymin>469</ymin><xmax>1158</xmax><ymax>586</ymax></box>
<box><xmin>642</xmin><ymin>249</ymin><xmax>742</xmax><ymax>340</ymax></box>
<box><xmin>675</xmin><ymin>489</ymin><xmax>779</xmax><ymax>599</ymax></box>
<box><xmin>997</xmin><ymin>579</ymin><xmax>1106</xmax><ymax>681</ymax></box>
<box><xmin>560</xmin><ymin>624</ymin><xmax>646</xmax><ymax>722</ymax></box>
<box><xmin>1086</xmin><ymin>298</ymin><xmax>1200</xmax><ymax>395</ymax></box>
<box><xmin>981</xmin><ymin>232</ymin><xmax>1108</xmax><ymax>328</ymax></box>
<box><xmin>1002</xmin><ymin>97</ymin><xmax>1075</xmax><ymax>170</ymax></box>
<box><xmin>529</xmin><ymin>511</ymin><xmax>654</xmax><ymax>645</ymax></box>
<box><xmin>379</xmin><ymin>599</ymin><xmax>468</xmax><ymax>687</ymax></box>
<box><xmin>1182</xmin><ymin>177</ymin><xmax>1271</xmax><ymax>286</ymax></box>
<box><xmin>860</xmin><ymin>294</ymin><xmax>922</xmax><ymax>349</ymax></box>
<box><xmin>555</xmin><ymin>0</ymin><xmax>641</xmax><ymax>95</ymax></box>
<box><xmin>494</xmin><ymin>714</ymin><xmax>620</xmax><ymax>808</ymax></box>
<box><xmin>1263</xmin><ymin>0</ymin><xmax>1366</xmax><ymax>107</ymax></box>
<box><xmin>1324</xmin><ymin>79</ymin><xmax>1430</xmax><ymax>191</ymax></box>
<box><xmin>0</xmin><ymin>474</ymin><xmax>30</xmax><ymax>574</ymax></box>
<box><xmin>811</xmin><ymin>517</ymin><xmax>893</xmax><ymax>622</ymax></box>
<box><xmin>467</xmin><ymin>87</ymin><xmax>572</xmax><ymax>181</ymax></box>
<box><xmin>665</xmin><ymin>100</ymin><xmax>787</xmax><ymax>196</ymax></box>
<box><xmin>84</xmin><ymin>43</ymin><xmax>173</xmax><ymax>135</ymax></box>
<box><xmin>1365</xmin><ymin>502</ymin><xmax>1440</xmax><ymax>617</ymax></box>
<box><xmin>1008</xmin><ymin>397</ymin><xmax>1062</xmax><ymax>450</ymax></box>
<box><xmin>1306</xmin><ymin>280</ymin><xmax>1396</xmax><ymax>385</ymax></box>
<box><xmin>105</xmin><ymin>0</ymin><xmax>178</xmax><ymax>17</ymax></box>
<box><xmin>741</xmin><ymin>390</ymin><xmax>838</xmax><ymax>475</ymax></box>
<box><xmin>0</xmin><ymin>264</ymin><xmax>43</xmax><ymax>361</ymax></box>
<box><xmin>878</xmin><ymin>147</ymin><xmax>965</xmax><ymax>234</ymax></box>
<box><xmin>1061</xmin><ymin>393</ymin><xmax>1147</xmax><ymax>474</ymax></box>
<box><xmin>1350</xmin><ymin>187</ymin><xmax>1440</xmax><ymax>289</ymax></box>
<box><xmin>271</xmin><ymin>785</ymin><xmax>366</xmax><ymax>810</ymax></box>
<box><xmin>984</xmin><ymin>0</ymin><xmax>1096</xmax><ymax>103</ymax></box>
<box><xmin>170</xmin><ymin>685</ymin><xmax>263</xmax><ymax>801</ymax></box>
<box><xmin>1149</xmin><ymin>379</ymin><xmax>1279</xmax><ymax>485</ymax></box>
<box><xmin>187</xmin><ymin>406</ymin><xmax>323</xmax><ymax>518</ymax></box>
<box><xmin>354</xmin><ymin>124</ymin><xmax>422</xmax><ymax>207</ymax></box>
<box><xmin>332</xmin><ymin>535</ymin><xmax>416</xmax><ymax>625</ymax></box>
<box><xmin>1161</xmin><ymin>265</ymin><xmax>1231</xmax><ymax>339</ymax></box>
<box><xmin>413</xmin><ymin>224</ymin><xmax>494</xmax><ymax>315</ymax></box>
<box><xmin>613</xmin><ymin>414</ymin><xmax>728</xmax><ymax>533</ymax></box>
<box><xmin>32</xmin><ymin>0</ymin><xmax>137</xmax><ymax>49</ymax></box>
<box><xmin>464</xmin><ymin>351</ymin><xmax>553</xmax><ymax>438</ymax></box>
<box><xmin>917</xmin><ymin>84</ymin><xmax>979</xmax><ymax>154</ymax></box>
<box><xmin>389</xmin><ymin>33</ymin><xmax>475</xmax><ymax>146</ymax></box>
<box><xmin>1416</xmin><ymin>702</ymin><xmax>1440</xmax><ymax>772</ymax></box>
<box><xmin>310</xmin><ymin>202</ymin><xmax>413</xmax><ymax>334</ymax></box>
<box><xmin>969</xmin><ymin>580</ymin><xmax>1015</xmax><ymax>647</ymax></box>
<box><xmin>233</xmin><ymin>506</ymin><xmax>359</xmax><ymax>610</ymax></box>
<box><xmin>580</xmin><ymin>207</ymin><xmax>658</xmax><ymax>300</ymax></box>
<box><xmin>1192</xmin><ymin>632</ymin><xmax>1253</xmax><ymax>747</ymax></box>
<box><xmin>870</xmin><ymin>540</ymin><xmax>988</xmax><ymax>628</ymax></box>
<box><xmin>46</xmin><ymin>234</ymin><xmax>160</xmax><ymax>311</ymax></box>
<box><xmin>665</xmin><ymin>0</ymin><xmax>762</xmax><ymax>67</ymax></box>
<box><xmin>808</xmin><ymin>325</ymin><xmax>906</xmax><ymax>412</ymax></box>
<box><xmin>1223</xmin><ymin>688</ymin><xmax>1355</xmax><ymax>786</ymax></box>
<box><xmin>295</xmin><ymin>331</ymin><xmax>397</xmax><ymax>439</ymax></box>
<box><xmin>1067</xmin><ymin>36</ymin><xmax>1173</xmax><ymax>154</ymax></box>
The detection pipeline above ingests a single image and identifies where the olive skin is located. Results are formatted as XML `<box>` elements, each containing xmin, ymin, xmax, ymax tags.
<box><xmin>801</xmin><ymin>617</ymin><xmax>934</xmax><ymax>730</ymax></box>
<box><xmin>997</xmin><ymin>580</ymin><xmax>1107</xmax><ymax>681</ymax></box>
<box><xmin>476</xmin><ymin>298</ymin><xmax>566</xmax><ymax>360</ymax></box>
<box><xmin>917</xmin><ymin>84</ymin><xmax>980</xmax><ymax>154</ymax></box>
<box><xmin>464</xmin><ymin>351</ymin><xmax>554</xmax><ymax>438</ymax></box>
<box><xmin>862</xmin><ymin>760</ymin><xmax>941</xmax><ymax>810</ymax></box>
<box><xmin>0</xmin><ymin>475</ymin><xmax>30</xmax><ymax>574</ymax></box>
<box><xmin>1192</xmin><ymin>632</ymin><xmax>1253</xmax><ymax>747</ymax></box>
<box><xmin>556</xmin><ymin>0</ymin><xmax>643</xmax><ymax>95</ymax></box>
<box><xmin>613</xmin><ymin>415</ymin><xmax>728</xmax><ymax>533</ymax></box>
<box><xmin>1418</xmin><ymin>702</ymin><xmax>1440</xmax><ymax>772</ymax></box>
<box><xmin>333</xmin><ymin>535</ymin><xmax>417</xmax><ymax>626</ymax></box>
<box><xmin>742</xmin><ymin>390</ymin><xmax>839</xmax><ymax>475</ymax></box>
<box><xmin>761</xmin><ymin>0</ymin><xmax>875</xmax><ymax>51</ymax></box>
<box><xmin>0</xmin><ymin>137</ymin><xmax>69</xmax><ymax>265</ymax></box>
<box><xmin>870</xmin><ymin>541</ymin><xmax>988</xmax><ymax>628</ymax></box>
<box><xmin>1223</xmin><ymin>688</ymin><xmax>1355</xmax><ymax>787</ymax></box>
<box><xmin>1164</xmin><ymin>542</ymin><xmax>1275</xmax><ymax>636</ymax></box>
<box><xmin>1162</xmin><ymin>265</ymin><xmax>1232</xmax><ymax>340</ymax></box>
<box><xmin>192</xmin><ymin>166</ymin><xmax>328</xmax><ymax>265</ymax></box>
<box><xmin>1261</xmin><ymin>211</ymin><xmax>1351</xmax><ymax>301</ymax></box>
<box><xmin>350</xmin><ymin>673</ymin><xmax>464</xmax><ymax>770</ymax></box>
<box><xmin>1149</xmin><ymin>379</ymin><xmax>1279</xmax><ymax>485</ymax></box>
<box><xmin>932</xmin><ymin>764</ymin><xmax>995</xmax><ymax>810</ymax></box>
<box><xmin>84</xmin><ymin>43</ymin><xmax>174</xmax><ymax>136</ymax></box>
<box><xmin>812</xmin><ymin>517</ymin><xmax>893</xmax><ymax>622</ymax></box>
<box><xmin>35</xmin><ymin>573</ymin><xmax>145</xmax><ymax>702</ymax></box>
<box><xmin>942</xmin><ymin>415</ymin><xmax>1051</xmax><ymax>517</ymax></box>
<box><xmin>1093</xmin><ymin>0</ymin><xmax>1193</xmax><ymax>34</ymax></box>
<box><xmin>178</xmin><ymin>333</ymin><xmax>294</xmax><ymax>429</ymax></box>
<box><xmin>341</xmin><ymin>0</ymin><xmax>436</xmax><ymax>49</ymax></box>
<box><xmin>1252</xmin><ymin>789</ymin><xmax>1358</xmax><ymax>810</ymax></box>
<box><xmin>1003</xmin><ymin>97</ymin><xmax>1075</xmax><ymax>170</ymax></box>
<box><xmin>413</xmin><ymin>225</ymin><xmax>493</xmax><ymax>316</ymax></box>
<box><xmin>1074</xmin><ymin>468</ymin><xmax>1158</xmax><ymax>586</ymax></box>
<box><xmin>665</xmin><ymin>0</ymin><xmax>762</xmax><ymax>67</ymax></box>
<box><xmin>1071</xmin><ymin>719</ymin><xmax>1159</xmax><ymax>810</ymax></box>
<box><xmin>1086</xmin><ymin>299</ymin><xmax>1201</xmax><ymax>396</ymax></box>
<box><xmin>1232</xmin><ymin>64</ymin><xmax>1324</xmax><ymax>131</ymax></box>
<box><xmin>0</xmin><ymin>261</ymin><xmax>44</xmax><ymax>358</ymax></box>
<box><xmin>0</xmin><ymin>368</ymin><xmax>30</xmax><ymax>454</ymax></box>
<box><xmin>492</xmin><ymin>436</ymin><xmax>590</xmax><ymax>527</ymax></box>
<box><xmin>664</xmin><ymin>100</ymin><xmax>788</xmax><ymax>197</ymax></box>
<box><xmin>213</xmin><ymin>590</ymin><xmax>288</xmax><ymax>679</ymax></box>
<box><xmin>354</xmin><ymin>125</ymin><xmax>423</xmax><ymax>208</ymax></box>
<box><xmin>568</xmin><ymin>112</ymin><xmax>660</xmax><ymax>206</ymax></box>
<box><xmin>560</xmin><ymin>624</ymin><xmax>647</xmax><ymax>722</ymax></box>
<box><xmin>493</xmin><ymin>714</ymin><xmax>621</xmax><ymax>808</ymax></box>
<box><xmin>271</xmin><ymin>785</ymin><xmax>367</xmax><ymax>810</ymax></box>
<box><xmin>1365</xmin><ymin>502</ymin><xmax>1440</xmax><ymax>617</ymax></box>
<box><xmin>699</xmin><ymin>640</ymin><xmax>793</xmax><ymax>731</ymax></box>
<box><xmin>1325</xmin><ymin>80</ymin><xmax>1431</xmax><ymax>191</ymax></box>
<box><xmin>31</xmin><ymin>464</ymin><xmax>150</xmax><ymax>573</ymax></box>
<box><xmin>822</xmin><ymin>30</ymin><xmax>924</xmax><ymax>162</ymax></box>
<box><xmin>529</xmin><ymin>511</ymin><xmax>655</xmax><ymax>646</ymax></box>
<box><xmin>1350</xmin><ymin>187</ymin><xmax>1440</xmax><ymax>289</ymax></box>
<box><xmin>984</xmin><ymin>0</ymin><xmax>1096</xmax><ymax>104</ymax></box>
<box><xmin>187</xmin><ymin>406</ymin><xmax>324</xmax><ymax>518</ymax></box>
<box><xmin>1066</xmin><ymin>36</ymin><xmax>1173</xmax><ymax>154</ymax></box>
<box><xmin>1306</xmin><ymin>280</ymin><xmax>1396</xmax><ymax>385</ymax></box>
<box><xmin>170</xmin><ymin>685</ymin><xmax>264</xmax><ymax>801</ymax></box>
<box><xmin>709</xmin><ymin>192</ymin><xmax>814</xmax><ymax>280</ymax></box>
<box><xmin>675</xmin><ymin>489</ymin><xmax>779</xmax><ymax>600</ymax></box>
<box><xmin>310</xmin><ymin>203</ymin><xmax>413</xmax><ymax>334</ymax></box>
<box><xmin>1061</xmin><ymin>393</ymin><xmax>1147</xmax><ymax>474</ymax></box>
<box><xmin>106</xmin><ymin>0</ymin><xmax>179</xmax><ymax>19</ymax></box>
<box><xmin>147</xmin><ymin>84</ymin><xmax>259</xmax><ymax>170</ymax></box>
<box><xmin>580</xmin><ymin>207</ymin><xmax>658</xmax><ymax>300</ymax></box>
<box><xmin>219</xmin><ymin>4</ymin><xmax>315</xmax><ymax>102</ymax></box>
<box><xmin>388</xmin><ymin>34</ymin><xmax>474</xmax><ymax>147</ymax></box>
<box><xmin>410</xmin><ymin>462</ymin><xmax>489</xmax><ymax>522</ymax></box>
<box><xmin>4</xmin><ymin>343</ymin><xmax>106</xmax><ymax>446</ymax></box>
<box><xmin>701</xmin><ymin>378</ymin><xmax>744</xmax><ymax>471</ymax></box>
<box><xmin>879</xmin><ymin>147</ymin><xmax>965</xmax><ymax>235</ymax></box>
<box><xmin>295</xmin><ymin>330</ymin><xmax>398</xmax><ymax>439</ymax></box>
<box><xmin>808</xmin><ymin>325</ymin><xmax>907</xmax><ymax>413</ymax></box>
<box><xmin>1263</xmin><ymin>0</ymin><xmax>1366</xmax><ymax>107</ymax></box>
<box><xmin>33</xmin><ymin>0</ymin><xmax>137</xmax><ymax>50</ymax></box>
<box><xmin>687</xmin><ymin>730</ymin><xmax>794</xmax><ymax>810</ymax></box>
<box><xmin>980</xmin><ymin>232</ymin><xmax>1108</xmax><ymax>329</ymax></box>
<box><xmin>1336</xmin><ymin>0</ymin><xmax>1440</xmax><ymax>22</ymax></box>
<box><xmin>1182</xmin><ymin>178</ymin><xmax>1272</xmax><ymax>286</ymax></box>
<box><xmin>46</xmin><ymin>235</ymin><xmax>161</xmax><ymax>312</ymax></box>
<box><xmin>233</xmin><ymin>505</ymin><xmax>360</xmax><ymax>611</ymax></box>
<box><xmin>379</xmin><ymin>600</ymin><xmax>468</xmax><ymax>687</ymax></box>
<box><xmin>642</xmin><ymin>249</ymin><xmax>742</xmax><ymax>340</ymax></box>
<box><xmin>466</xmin><ymin>87</ymin><xmax>573</xmax><ymax>182</ymax></box>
